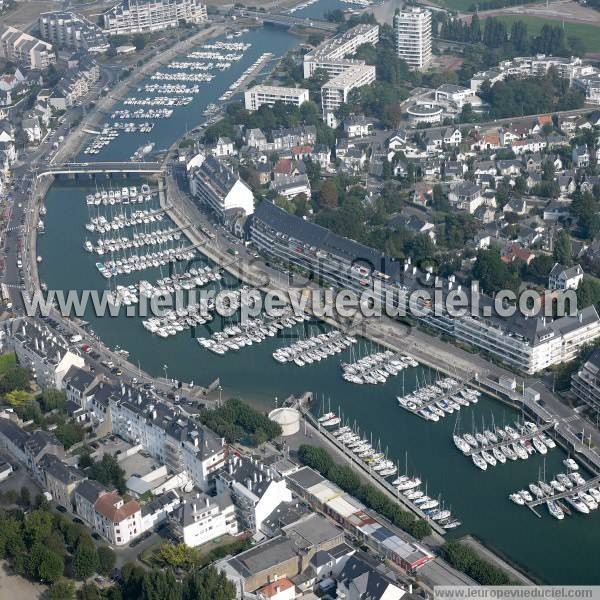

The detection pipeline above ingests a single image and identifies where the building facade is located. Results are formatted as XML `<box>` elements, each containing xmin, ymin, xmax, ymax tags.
<box><xmin>39</xmin><ymin>11</ymin><xmax>109</xmax><ymax>53</ymax></box>
<box><xmin>0</xmin><ymin>26</ymin><xmax>56</xmax><ymax>70</ymax></box>
<box><xmin>103</xmin><ymin>0</ymin><xmax>208</xmax><ymax>35</ymax></box>
<box><xmin>394</xmin><ymin>8</ymin><xmax>432</xmax><ymax>70</ymax></box>
<box><xmin>244</xmin><ymin>85</ymin><xmax>309</xmax><ymax>112</ymax></box>
<box><xmin>249</xmin><ymin>201</ymin><xmax>600</xmax><ymax>374</ymax></box>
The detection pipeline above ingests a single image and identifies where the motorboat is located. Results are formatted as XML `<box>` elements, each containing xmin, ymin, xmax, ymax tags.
<box><xmin>564</xmin><ymin>458</ymin><xmax>579</xmax><ymax>471</ymax></box>
<box><xmin>546</xmin><ymin>500</ymin><xmax>564</xmax><ymax>520</ymax></box>
<box><xmin>566</xmin><ymin>493</ymin><xmax>590</xmax><ymax>514</ymax></box>
<box><xmin>518</xmin><ymin>490</ymin><xmax>533</xmax><ymax>503</ymax></box>
<box><xmin>532</xmin><ymin>437</ymin><xmax>547</xmax><ymax>455</ymax></box>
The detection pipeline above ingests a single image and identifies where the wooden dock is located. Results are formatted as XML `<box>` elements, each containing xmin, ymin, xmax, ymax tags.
<box><xmin>462</xmin><ymin>421</ymin><xmax>557</xmax><ymax>457</ymax></box>
<box><xmin>399</xmin><ymin>375</ymin><xmax>477</xmax><ymax>420</ymax></box>
<box><xmin>526</xmin><ymin>474</ymin><xmax>600</xmax><ymax>508</ymax></box>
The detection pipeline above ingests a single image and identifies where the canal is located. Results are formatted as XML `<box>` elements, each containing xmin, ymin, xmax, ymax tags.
<box><xmin>37</xmin><ymin>4</ymin><xmax>600</xmax><ymax>585</ymax></box>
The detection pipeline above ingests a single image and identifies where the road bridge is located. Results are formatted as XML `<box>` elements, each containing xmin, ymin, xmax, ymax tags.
<box><xmin>234</xmin><ymin>8</ymin><xmax>338</xmax><ymax>31</ymax></box>
<box><xmin>35</xmin><ymin>162</ymin><xmax>165</xmax><ymax>177</ymax></box>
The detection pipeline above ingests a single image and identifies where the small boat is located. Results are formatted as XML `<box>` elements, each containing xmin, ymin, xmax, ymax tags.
<box><xmin>519</xmin><ymin>490</ymin><xmax>533</xmax><ymax>503</ymax></box>
<box><xmin>481</xmin><ymin>451</ymin><xmax>496</xmax><ymax>467</ymax></box>
<box><xmin>510</xmin><ymin>493</ymin><xmax>525</xmax><ymax>505</ymax></box>
<box><xmin>547</xmin><ymin>499</ymin><xmax>564</xmax><ymax>520</ymax></box>
<box><xmin>529</xmin><ymin>483</ymin><xmax>544</xmax><ymax>499</ymax></box>
<box><xmin>453</xmin><ymin>435</ymin><xmax>470</xmax><ymax>453</ymax></box>
<box><xmin>472</xmin><ymin>454</ymin><xmax>487</xmax><ymax>470</ymax></box>
<box><xmin>564</xmin><ymin>458</ymin><xmax>579</xmax><ymax>471</ymax></box>
<box><xmin>566</xmin><ymin>493</ymin><xmax>590</xmax><ymax>514</ymax></box>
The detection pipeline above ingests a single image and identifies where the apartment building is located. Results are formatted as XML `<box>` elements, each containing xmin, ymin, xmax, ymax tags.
<box><xmin>74</xmin><ymin>480</ymin><xmax>143</xmax><ymax>545</ymax></box>
<box><xmin>393</xmin><ymin>7</ymin><xmax>432</xmax><ymax>70</ymax></box>
<box><xmin>0</xmin><ymin>26</ymin><xmax>56</xmax><ymax>70</ymax></box>
<box><xmin>189</xmin><ymin>155</ymin><xmax>254</xmax><ymax>222</ymax></box>
<box><xmin>216</xmin><ymin>454</ymin><xmax>292</xmax><ymax>533</ymax></box>
<box><xmin>249</xmin><ymin>201</ymin><xmax>600</xmax><ymax>374</ymax></box>
<box><xmin>321</xmin><ymin>64</ymin><xmax>376</xmax><ymax>115</ymax></box>
<box><xmin>470</xmin><ymin>55</ymin><xmax>598</xmax><ymax>92</ymax></box>
<box><xmin>303</xmin><ymin>24</ymin><xmax>379</xmax><ymax>121</ymax></box>
<box><xmin>571</xmin><ymin>349</ymin><xmax>600</xmax><ymax>413</ymax></box>
<box><xmin>244</xmin><ymin>85</ymin><xmax>309</xmax><ymax>112</ymax></box>
<box><xmin>174</xmin><ymin>491</ymin><xmax>238</xmax><ymax>547</ymax></box>
<box><xmin>9</xmin><ymin>320</ymin><xmax>85</xmax><ymax>389</ymax></box>
<box><xmin>103</xmin><ymin>0</ymin><xmax>208</xmax><ymax>35</ymax></box>
<box><xmin>41</xmin><ymin>454</ymin><xmax>86</xmax><ymax>510</ymax></box>
<box><xmin>38</xmin><ymin>11</ymin><xmax>109</xmax><ymax>54</ymax></box>
<box><xmin>109</xmin><ymin>388</ymin><xmax>227</xmax><ymax>490</ymax></box>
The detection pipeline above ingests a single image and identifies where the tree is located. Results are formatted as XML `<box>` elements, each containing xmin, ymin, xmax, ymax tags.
<box><xmin>55</xmin><ymin>421</ymin><xmax>85</xmax><ymax>449</ymax></box>
<box><xmin>319</xmin><ymin>180</ymin><xmax>339</xmax><ymax>208</ymax></box>
<box><xmin>4</xmin><ymin>389</ymin><xmax>33</xmax><ymax>407</ymax></box>
<box><xmin>141</xmin><ymin>569</ymin><xmax>181</xmax><ymax>600</ymax></box>
<box><xmin>97</xmin><ymin>545</ymin><xmax>116</xmax><ymax>576</ymax></box>
<box><xmin>39</xmin><ymin>389</ymin><xmax>67</xmax><ymax>412</ymax></box>
<box><xmin>28</xmin><ymin>543</ymin><xmax>64</xmax><ymax>583</ymax></box>
<box><xmin>132</xmin><ymin>34</ymin><xmax>146</xmax><ymax>51</ymax></box>
<box><xmin>79</xmin><ymin>583</ymin><xmax>103</xmax><ymax>600</ymax></box>
<box><xmin>48</xmin><ymin>578</ymin><xmax>75</xmax><ymax>600</ymax></box>
<box><xmin>19</xmin><ymin>486</ymin><xmax>30</xmax><ymax>508</ymax></box>
<box><xmin>73</xmin><ymin>540</ymin><xmax>99</xmax><ymax>580</ymax></box>
<box><xmin>183</xmin><ymin>566</ymin><xmax>236</xmax><ymax>600</ymax></box>
<box><xmin>158</xmin><ymin>543</ymin><xmax>200</xmax><ymax>568</ymax></box>
<box><xmin>24</xmin><ymin>510</ymin><xmax>54</xmax><ymax>546</ymax></box>
<box><xmin>0</xmin><ymin>366</ymin><xmax>30</xmax><ymax>393</ymax></box>
<box><xmin>553</xmin><ymin>230</ymin><xmax>572</xmax><ymax>266</ymax></box>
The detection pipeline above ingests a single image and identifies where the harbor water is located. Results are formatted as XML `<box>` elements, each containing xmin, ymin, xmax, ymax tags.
<box><xmin>37</xmin><ymin>9</ymin><xmax>600</xmax><ymax>586</ymax></box>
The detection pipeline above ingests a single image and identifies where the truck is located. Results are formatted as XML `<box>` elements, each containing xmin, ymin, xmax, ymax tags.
<box><xmin>69</xmin><ymin>333</ymin><xmax>83</xmax><ymax>343</ymax></box>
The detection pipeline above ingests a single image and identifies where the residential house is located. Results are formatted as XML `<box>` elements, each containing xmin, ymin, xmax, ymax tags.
<box><xmin>343</xmin><ymin>115</ymin><xmax>373</xmax><ymax>138</ymax></box>
<box><xmin>573</xmin><ymin>144</ymin><xmax>590</xmax><ymax>168</ymax></box>
<box><xmin>212</xmin><ymin>137</ymin><xmax>236</xmax><ymax>158</ymax></box>
<box><xmin>25</xmin><ymin>430</ymin><xmax>64</xmax><ymax>484</ymax></box>
<box><xmin>0</xmin><ymin>417</ymin><xmax>30</xmax><ymax>464</ymax></box>
<box><xmin>448</xmin><ymin>182</ymin><xmax>483</xmax><ymax>214</ymax></box>
<box><xmin>41</xmin><ymin>454</ymin><xmax>85</xmax><ymax>509</ymax></box>
<box><xmin>548</xmin><ymin>263</ymin><xmax>583</xmax><ymax>290</ymax></box>
<box><xmin>173</xmin><ymin>491</ymin><xmax>238</xmax><ymax>547</ymax></box>
<box><xmin>501</xmin><ymin>243</ymin><xmax>535</xmax><ymax>265</ymax></box>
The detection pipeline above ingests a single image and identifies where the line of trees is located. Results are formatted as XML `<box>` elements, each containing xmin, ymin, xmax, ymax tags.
<box><xmin>298</xmin><ymin>444</ymin><xmax>431</xmax><ymax>540</ymax></box>
<box><xmin>440</xmin><ymin>16</ymin><xmax>586</xmax><ymax>60</ymax></box>
<box><xmin>440</xmin><ymin>541</ymin><xmax>512</xmax><ymax>585</ymax></box>
<box><xmin>198</xmin><ymin>397</ymin><xmax>282</xmax><ymax>446</ymax></box>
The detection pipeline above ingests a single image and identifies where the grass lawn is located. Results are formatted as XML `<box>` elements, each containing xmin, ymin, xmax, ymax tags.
<box><xmin>431</xmin><ymin>0</ymin><xmax>537</xmax><ymax>12</ymax></box>
<box><xmin>491</xmin><ymin>15</ymin><xmax>600</xmax><ymax>53</ymax></box>
<box><xmin>0</xmin><ymin>353</ymin><xmax>16</xmax><ymax>376</ymax></box>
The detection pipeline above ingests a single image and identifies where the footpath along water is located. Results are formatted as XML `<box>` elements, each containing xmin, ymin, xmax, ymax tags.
<box><xmin>37</xmin><ymin>4</ymin><xmax>600</xmax><ymax>586</ymax></box>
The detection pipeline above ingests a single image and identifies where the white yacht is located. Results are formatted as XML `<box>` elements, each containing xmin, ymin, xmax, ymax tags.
<box><xmin>546</xmin><ymin>500</ymin><xmax>564</xmax><ymax>520</ymax></box>
<box><xmin>472</xmin><ymin>454</ymin><xmax>487</xmax><ymax>470</ymax></box>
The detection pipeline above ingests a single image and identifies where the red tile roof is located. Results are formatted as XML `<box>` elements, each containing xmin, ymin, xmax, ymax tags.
<box><xmin>257</xmin><ymin>578</ymin><xmax>295</xmax><ymax>598</ymax></box>
<box><xmin>94</xmin><ymin>492</ymin><xmax>140</xmax><ymax>523</ymax></box>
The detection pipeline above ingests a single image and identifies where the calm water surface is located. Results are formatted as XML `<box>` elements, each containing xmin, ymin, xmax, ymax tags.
<box><xmin>37</xmin><ymin>10</ymin><xmax>600</xmax><ymax>584</ymax></box>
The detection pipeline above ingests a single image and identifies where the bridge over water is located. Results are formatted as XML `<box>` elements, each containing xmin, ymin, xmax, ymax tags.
<box><xmin>234</xmin><ymin>8</ymin><xmax>338</xmax><ymax>32</ymax></box>
<box><xmin>36</xmin><ymin>162</ymin><xmax>165</xmax><ymax>177</ymax></box>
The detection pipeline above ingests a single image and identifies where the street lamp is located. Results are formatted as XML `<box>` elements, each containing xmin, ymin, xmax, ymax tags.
<box><xmin>163</xmin><ymin>364</ymin><xmax>168</xmax><ymax>383</ymax></box>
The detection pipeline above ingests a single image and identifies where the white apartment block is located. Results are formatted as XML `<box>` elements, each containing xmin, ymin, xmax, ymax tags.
<box><xmin>9</xmin><ymin>320</ymin><xmax>85</xmax><ymax>389</ymax></box>
<box><xmin>175</xmin><ymin>492</ymin><xmax>238</xmax><ymax>547</ymax></box>
<box><xmin>109</xmin><ymin>391</ymin><xmax>227</xmax><ymax>490</ymax></box>
<box><xmin>394</xmin><ymin>8</ymin><xmax>432</xmax><ymax>70</ymax></box>
<box><xmin>39</xmin><ymin>11</ymin><xmax>109</xmax><ymax>53</ymax></box>
<box><xmin>103</xmin><ymin>0</ymin><xmax>208</xmax><ymax>35</ymax></box>
<box><xmin>471</xmin><ymin>55</ymin><xmax>598</xmax><ymax>92</ymax></box>
<box><xmin>244</xmin><ymin>85</ymin><xmax>309</xmax><ymax>111</ymax></box>
<box><xmin>321</xmin><ymin>64</ymin><xmax>376</xmax><ymax>114</ymax></box>
<box><xmin>303</xmin><ymin>24</ymin><xmax>379</xmax><ymax>121</ymax></box>
<box><xmin>0</xmin><ymin>26</ymin><xmax>56</xmax><ymax>70</ymax></box>
<box><xmin>216</xmin><ymin>454</ymin><xmax>292</xmax><ymax>533</ymax></box>
<box><xmin>303</xmin><ymin>24</ymin><xmax>379</xmax><ymax>78</ymax></box>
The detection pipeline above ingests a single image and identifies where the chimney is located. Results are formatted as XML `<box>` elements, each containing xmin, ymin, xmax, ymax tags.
<box><xmin>259</xmin><ymin>473</ymin><xmax>263</xmax><ymax>483</ymax></box>
<box><xmin>121</xmin><ymin>383</ymin><xmax>125</xmax><ymax>395</ymax></box>
<box><xmin>457</xmin><ymin>284</ymin><xmax>462</xmax><ymax>293</ymax></box>
<box><xmin>34</xmin><ymin>337</ymin><xmax>39</xmax><ymax>351</ymax></box>
<box><xmin>247</xmin><ymin>478</ymin><xmax>252</xmax><ymax>492</ymax></box>
<box><xmin>192</xmin><ymin>502</ymin><xmax>197</xmax><ymax>513</ymax></box>
<box><xmin>228</xmin><ymin>460</ymin><xmax>234</xmax><ymax>475</ymax></box>
<box><xmin>253</xmin><ymin>472</ymin><xmax>258</xmax><ymax>483</ymax></box>
<box><xmin>194</xmin><ymin>436</ymin><xmax>199</xmax><ymax>447</ymax></box>
<box><xmin>579</xmin><ymin>312</ymin><xmax>583</xmax><ymax>323</ymax></box>
<box><xmin>41</xmin><ymin>340</ymin><xmax>45</xmax><ymax>353</ymax></box>
<box><xmin>412</xmin><ymin>266</ymin><xmax>417</xmax><ymax>275</ymax></box>
<box><xmin>152</xmin><ymin>410</ymin><xmax>157</xmax><ymax>420</ymax></box>
<box><xmin>425</xmin><ymin>272</ymin><xmax>430</xmax><ymax>282</ymax></box>
<box><xmin>206</xmin><ymin>497</ymin><xmax>210</xmax><ymax>507</ymax></box>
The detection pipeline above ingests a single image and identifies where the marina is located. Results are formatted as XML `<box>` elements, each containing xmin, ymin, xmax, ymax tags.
<box><xmin>37</xmin><ymin>15</ymin><xmax>600</xmax><ymax>584</ymax></box>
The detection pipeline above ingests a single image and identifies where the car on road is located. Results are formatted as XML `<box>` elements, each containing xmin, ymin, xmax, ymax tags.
<box><xmin>111</xmin><ymin>367</ymin><xmax>123</xmax><ymax>376</ymax></box>
<box><xmin>72</xmin><ymin>517</ymin><xmax>84</xmax><ymax>525</ymax></box>
<box><xmin>56</xmin><ymin>505</ymin><xmax>67</xmax><ymax>513</ymax></box>
<box><xmin>92</xmin><ymin>533</ymin><xmax>102</xmax><ymax>541</ymax></box>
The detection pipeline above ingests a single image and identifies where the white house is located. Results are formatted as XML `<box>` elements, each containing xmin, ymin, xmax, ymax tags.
<box><xmin>175</xmin><ymin>491</ymin><xmax>238</xmax><ymax>547</ymax></box>
<box><xmin>189</xmin><ymin>155</ymin><xmax>254</xmax><ymax>221</ymax></box>
<box><xmin>548</xmin><ymin>263</ymin><xmax>584</xmax><ymax>291</ymax></box>
<box><xmin>216</xmin><ymin>454</ymin><xmax>292</xmax><ymax>533</ymax></box>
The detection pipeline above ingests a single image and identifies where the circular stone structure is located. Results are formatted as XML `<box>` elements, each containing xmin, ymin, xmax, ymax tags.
<box><xmin>268</xmin><ymin>407</ymin><xmax>301</xmax><ymax>436</ymax></box>
<box><xmin>406</xmin><ymin>104</ymin><xmax>443</xmax><ymax>124</ymax></box>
